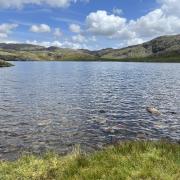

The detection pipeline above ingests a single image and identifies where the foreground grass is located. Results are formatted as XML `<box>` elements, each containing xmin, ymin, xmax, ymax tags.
<box><xmin>0</xmin><ymin>141</ymin><xmax>179</xmax><ymax>180</ymax></box>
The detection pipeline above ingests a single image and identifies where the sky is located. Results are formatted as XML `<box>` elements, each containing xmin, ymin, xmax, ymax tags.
<box><xmin>0</xmin><ymin>0</ymin><xmax>180</xmax><ymax>50</ymax></box>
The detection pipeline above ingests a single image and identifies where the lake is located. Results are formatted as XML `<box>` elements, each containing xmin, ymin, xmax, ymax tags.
<box><xmin>0</xmin><ymin>61</ymin><xmax>180</xmax><ymax>160</ymax></box>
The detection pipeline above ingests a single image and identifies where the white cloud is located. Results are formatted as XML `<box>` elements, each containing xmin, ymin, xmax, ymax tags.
<box><xmin>26</xmin><ymin>40</ymin><xmax>51</xmax><ymax>47</ymax></box>
<box><xmin>86</xmin><ymin>10</ymin><xmax>126</xmax><ymax>36</ymax></box>
<box><xmin>112</xmin><ymin>8</ymin><xmax>123</xmax><ymax>15</ymax></box>
<box><xmin>26</xmin><ymin>40</ymin><xmax>64</xmax><ymax>48</ymax></box>
<box><xmin>54</xmin><ymin>28</ymin><xmax>62</xmax><ymax>37</ymax></box>
<box><xmin>126</xmin><ymin>38</ymin><xmax>144</xmax><ymax>46</ymax></box>
<box><xmin>0</xmin><ymin>0</ymin><xmax>88</xmax><ymax>9</ymax></box>
<box><xmin>26</xmin><ymin>39</ymin><xmax>88</xmax><ymax>49</ymax></box>
<box><xmin>129</xmin><ymin>7</ymin><xmax>180</xmax><ymax>39</ymax></box>
<box><xmin>0</xmin><ymin>23</ymin><xmax>18</xmax><ymax>38</ymax></box>
<box><xmin>2</xmin><ymin>0</ymin><xmax>180</xmax><ymax>49</ymax></box>
<box><xmin>62</xmin><ymin>40</ymin><xmax>88</xmax><ymax>49</ymax></box>
<box><xmin>72</xmin><ymin>34</ymin><xmax>86</xmax><ymax>43</ymax></box>
<box><xmin>89</xmin><ymin>36</ymin><xmax>96</xmax><ymax>42</ymax></box>
<box><xmin>159</xmin><ymin>0</ymin><xmax>180</xmax><ymax>17</ymax></box>
<box><xmin>85</xmin><ymin>0</ymin><xmax>180</xmax><ymax>47</ymax></box>
<box><xmin>129</xmin><ymin>9</ymin><xmax>165</xmax><ymax>38</ymax></box>
<box><xmin>30</xmin><ymin>24</ymin><xmax>51</xmax><ymax>33</ymax></box>
<box><xmin>69</xmin><ymin>24</ymin><xmax>81</xmax><ymax>33</ymax></box>
<box><xmin>0</xmin><ymin>39</ymin><xmax>20</xmax><ymax>44</ymax></box>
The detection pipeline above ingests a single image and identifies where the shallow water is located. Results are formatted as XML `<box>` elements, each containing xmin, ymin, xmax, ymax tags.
<box><xmin>0</xmin><ymin>61</ymin><xmax>180</xmax><ymax>160</ymax></box>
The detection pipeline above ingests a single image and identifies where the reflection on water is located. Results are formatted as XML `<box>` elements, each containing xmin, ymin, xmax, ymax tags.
<box><xmin>0</xmin><ymin>61</ymin><xmax>180</xmax><ymax>160</ymax></box>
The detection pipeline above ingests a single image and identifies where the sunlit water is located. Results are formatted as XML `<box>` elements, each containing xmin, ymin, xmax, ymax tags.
<box><xmin>0</xmin><ymin>61</ymin><xmax>180</xmax><ymax>160</ymax></box>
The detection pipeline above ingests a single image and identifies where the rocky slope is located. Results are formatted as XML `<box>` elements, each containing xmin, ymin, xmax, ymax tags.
<box><xmin>0</xmin><ymin>34</ymin><xmax>180</xmax><ymax>62</ymax></box>
<box><xmin>97</xmin><ymin>34</ymin><xmax>180</xmax><ymax>61</ymax></box>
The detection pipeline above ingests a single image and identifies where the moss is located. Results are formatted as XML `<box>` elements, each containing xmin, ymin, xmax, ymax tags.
<box><xmin>0</xmin><ymin>141</ymin><xmax>179</xmax><ymax>179</ymax></box>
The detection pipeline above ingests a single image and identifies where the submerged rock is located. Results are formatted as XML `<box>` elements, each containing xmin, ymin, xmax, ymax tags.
<box><xmin>146</xmin><ymin>107</ymin><xmax>161</xmax><ymax>116</ymax></box>
<box><xmin>167</xmin><ymin>111</ymin><xmax>177</xmax><ymax>115</ymax></box>
<box><xmin>136</xmin><ymin>133</ymin><xmax>147</xmax><ymax>139</ymax></box>
<box><xmin>102</xmin><ymin>127</ymin><xmax>115</xmax><ymax>134</ymax></box>
<box><xmin>99</xmin><ymin>110</ymin><xmax>106</xmax><ymax>114</ymax></box>
<box><xmin>93</xmin><ymin>119</ymin><xmax>107</xmax><ymax>125</ymax></box>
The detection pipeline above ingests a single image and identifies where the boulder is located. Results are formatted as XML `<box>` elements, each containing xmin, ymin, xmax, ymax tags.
<box><xmin>146</xmin><ymin>107</ymin><xmax>161</xmax><ymax>116</ymax></box>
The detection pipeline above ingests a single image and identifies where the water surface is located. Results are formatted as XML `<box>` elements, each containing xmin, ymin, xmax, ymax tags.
<box><xmin>0</xmin><ymin>61</ymin><xmax>180</xmax><ymax>160</ymax></box>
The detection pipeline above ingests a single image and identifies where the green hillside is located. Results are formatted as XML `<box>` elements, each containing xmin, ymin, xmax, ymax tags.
<box><xmin>0</xmin><ymin>34</ymin><xmax>180</xmax><ymax>62</ymax></box>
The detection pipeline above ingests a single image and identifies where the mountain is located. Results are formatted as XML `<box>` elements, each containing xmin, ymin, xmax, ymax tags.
<box><xmin>0</xmin><ymin>44</ymin><xmax>95</xmax><ymax>61</ymax></box>
<box><xmin>98</xmin><ymin>34</ymin><xmax>180</xmax><ymax>61</ymax></box>
<box><xmin>0</xmin><ymin>34</ymin><xmax>180</xmax><ymax>62</ymax></box>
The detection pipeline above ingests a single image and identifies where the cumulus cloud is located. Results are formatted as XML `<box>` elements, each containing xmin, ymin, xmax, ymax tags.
<box><xmin>26</xmin><ymin>39</ymin><xmax>88</xmax><ymax>49</ymax></box>
<box><xmin>30</xmin><ymin>24</ymin><xmax>51</xmax><ymax>33</ymax></box>
<box><xmin>0</xmin><ymin>0</ymin><xmax>88</xmax><ymax>9</ymax></box>
<box><xmin>159</xmin><ymin>0</ymin><xmax>180</xmax><ymax>17</ymax></box>
<box><xmin>54</xmin><ymin>28</ymin><xmax>62</xmax><ymax>37</ymax></box>
<box><xmin>112</xmin><ymin>8</ymin><xmax>123</xmax><ymax>15</ymax></box>
<box><xmin>62</xmin><ymin>40</ymin><xmax>88</xmax><ymax>49</ymax></box>
<box><xmin>72</xmin><ymin>34</ymin><xmax>86</xmax><ymax>43</ymax></box>
<box><xmin>2</xmin><ymin>0</ymin><xmax>180</xmax><ymax>49</ymax></box>
<box><xmin>26</xmin><ymin>40</ymin><xmax>63</xmax><ymax>47</ymax></box>
<box><xmin>86</xmin><ymin>10</ymin><xmax>126</xmax><ymax>36</ymax></box>
<box><xmin>84</xmin><ymin>0</ymin><xmax>180</xmax><ymax>47</ymax></box>
<box><xmin>69</xmin><ymin>24</ymin><xmax>81</xmax><ymax>33</ymax></box>
<box><xmin>128</xmin><ymin>3</ymin><xmax>180</xmax><ymax>39</ymax></box>
<box><xmin>0</xmin><ymin>23</ymin><xmax>18</xmax><ymax>38</ymax></box>
<box><xmin>126</xmin><ymin>38</ymin><xmax>144</xmax><ymax>46</ymax></box>
<box><xmin>89</xmin><ymin>36</ymin><xmax>96</xmax><ymax>42</ymax></box>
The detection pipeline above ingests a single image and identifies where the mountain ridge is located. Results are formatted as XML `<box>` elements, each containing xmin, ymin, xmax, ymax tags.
<box><xmin>0</xmin><ymin>34</ymin><xmax>180</xmax><ymax>62</ymax></box>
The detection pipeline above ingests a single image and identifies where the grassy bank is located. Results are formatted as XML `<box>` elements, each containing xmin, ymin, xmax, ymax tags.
<box><xmin>0</xmin><ymin>60</ymin><xmax>13</xmax><ymax>67</ymax></box>
<box><xmin>0</xmin><ymin>141</ymin><xmax>179</xmax><ymax>179</ymax></box>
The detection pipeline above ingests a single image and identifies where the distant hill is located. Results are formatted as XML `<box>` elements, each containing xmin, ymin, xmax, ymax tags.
<box><xmin>0</xmin><ymin>34</ymin><xmax>180</xmax><ymax>62</ymax></box>
<box><xmin>0</xmin><ymin>44</ymin><xmax>95</xmax><ymax>61</ymax></box>
<box><xmin>97</xmin><ymin>34</ymin><xmax>180</xmax><ymax>61</ymax></box>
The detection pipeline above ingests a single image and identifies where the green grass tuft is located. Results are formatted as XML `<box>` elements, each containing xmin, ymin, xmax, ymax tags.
<box><xmin>0</xmin><ymin>141</ymin><xmax>179</xmax><ymax>179</ymax></box>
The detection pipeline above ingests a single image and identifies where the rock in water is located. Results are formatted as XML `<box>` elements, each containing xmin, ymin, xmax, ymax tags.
<box><xmin>171</xmin><ymin>112</ymin><xmax>177</xmax><ymax>114</ymax></box>
<box><xmin>146</xmin><ymin>107</ymin><xmax>161</xmax><ymax>116</ymax></box>
<box><xmin>99</xmin><ymin>110</ymin><xmax>106</xmax><ymax>114</ymax></box>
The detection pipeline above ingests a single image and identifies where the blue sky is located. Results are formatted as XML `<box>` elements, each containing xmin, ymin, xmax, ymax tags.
<box><xmin>0</xmin><ymin>0</ymin><xmax>179</xmax><ymax>49</ymax></box>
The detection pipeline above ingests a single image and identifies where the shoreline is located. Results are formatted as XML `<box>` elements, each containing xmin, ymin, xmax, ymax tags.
<box><xmin>5</xmin><ymin>58</ymin><xmax>180</xmax><ymax>63</ymax></box>
<box><xmin>0</xmin><ymin>60</ymin><xmax>14</xmax><ymax>67</ymax></box>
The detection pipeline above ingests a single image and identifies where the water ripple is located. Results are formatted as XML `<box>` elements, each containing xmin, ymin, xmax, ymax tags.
<box><xmin>0</xmin><ymin>61</ymin><xmax>180</xmax><ymax>160</ymax></box>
